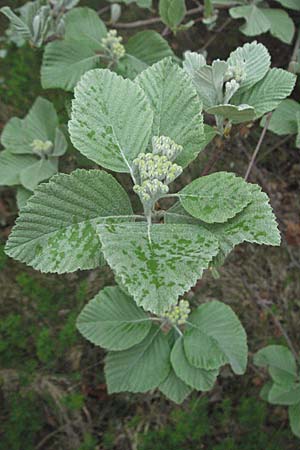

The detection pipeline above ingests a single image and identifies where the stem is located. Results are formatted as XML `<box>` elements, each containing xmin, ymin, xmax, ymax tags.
<box><xmin>244</xmin><ymin>112</ymin><xmax>272</xmax><ymax>181</ymax></box>
<box><xmin>174</xmin><ymin>325</ymin><xmax>183</xmax><ymax>337</ymax></box>
<box><xmin>204</xmin><ymin>0</ymin><xmax>214</xmax><ymax>19</ymax></box>
<box><xmin>288</xmin><ymin>27</ymin><xmax>300</xmax><ymax>73</ymax></box>
<box><xmin>201</xmin><ymin>140</ymin><xmax>225</xmax><ymax>176</ymax></box>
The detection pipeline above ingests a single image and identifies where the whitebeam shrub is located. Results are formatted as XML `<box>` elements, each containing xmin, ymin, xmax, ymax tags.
<box><xmin>5</xmin><ymin>58</ymin><xmax>281</xmax><ymax>402</ymax></box>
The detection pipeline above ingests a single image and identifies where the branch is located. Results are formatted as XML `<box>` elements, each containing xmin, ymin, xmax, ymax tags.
<box><xmin>244</xmin><ymin>112</ymin><xmax>272</xmax><ymax>181</ymax></box>
<box><xmin>107</xmin><ymin>5</ymin><xmax>203</xmax><ymax>28</ymax></box>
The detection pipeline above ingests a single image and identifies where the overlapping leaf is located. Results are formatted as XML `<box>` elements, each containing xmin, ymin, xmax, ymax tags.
<box><xmin>5</xmin><ymin>170</ymin><xmax>133</xmax><ymax>273</ymax></box>
<box><xmin>227</xmin><ymin>41</ymin><xmax>270</xmax><ymax>93</ymax></box>
<box><xmin>0</xmin><ymin>151</ymin><xmax>36</xmax><ymax>186</ymax></box>
<box><xmin>262</xmin><ymin>99</ymin><xmax>300</xmax><ymax>137</ymax></box>
<box><xmin>185</xmin><ymin>301</ymin><xmax>247</xmax><ymax>374</ymax></box>
<box><xmin>171</xmin><ymin>338</ymin><xmax>218</xmax><ymax>391</ymax></box>
<box><xmin>289</xmin><ymin>403</ymin><xmax>300</xmax><ymax>438</ymax></box>
<box><xmin>69</xmin><ymin>69</ymin><xmax>153</xmax><ymax>172</ymax></box>
<box><xmin>254</xmin><ymin>345</ymin><xmax>297</xmax><ymax>386</ymax></box>
<box><xmin>159</xmin><ymin>367</ymin><xmax>192</xmax><ymax>404</ymax></box>
<box><xmin>178</xmin><ymin>172</ymin><xmax>254</xmax><ymax>223</ymax></box>
<box><xmin>105</xmin><ymin>325</ymin><xmax>170</xmax><ymax>393</ymax></box>
<box><xmin>117</xmin><ymin>31</ymin><xmax>174</xmax><ymax>79</ymax></box>
<box><xmin>1</xmin><ymin>97</ymin><xmax>59</xmax><ymax>154</ymax></box>
<box><xmin>159</xmin><ymin>0</ymin><xmax>186</xmax><ymax>30</ymax></box>
<box><xmin>41</xmin><ymin>8</ymin><xmax>107</xmax><ymax>91</ymax></box>
<box><xmin>135</xmin><ymin>58</ymin><xmax>205</xmax><ymax>168</ymax></box>
<box><xmin>77</xmin><ymin>286</ymin><xmax>151</xmax><ymax>350</ymax></box>
<box><xmin>97</xmin><ymin>222</ymin><xmax>219</xmax><ymax>314</ymax></box>
<box><xmin>232</xmin><ymin>68</ymin><xmax>296</xmax><ymax>119</ymax></box>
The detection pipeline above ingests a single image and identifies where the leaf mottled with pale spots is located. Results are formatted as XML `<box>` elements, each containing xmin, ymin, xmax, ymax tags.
<box><xmin>97</xmin><ymin>222</ymin><xmax>219</xmax><ymax>314</ymax></box>
<box><xmin>5</xmin><ymin>169</ymin><xmax>133</xmax><ymax>273</ymax></box>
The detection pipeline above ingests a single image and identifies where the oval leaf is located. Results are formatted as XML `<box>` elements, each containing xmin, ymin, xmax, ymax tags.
<box><xmin>69</xmin><ymin>69</ymin><xmax>153</xmax><ymax>173</ymax></box>
<box><xmin>105</xmin><ymin>325</ymin><xmax>171</xmax><ymax>393</ymax></box>
<box><xmin>77</xmin><ymin>286</ymin><xmax>151</xmax><ymax>351</ymax></box>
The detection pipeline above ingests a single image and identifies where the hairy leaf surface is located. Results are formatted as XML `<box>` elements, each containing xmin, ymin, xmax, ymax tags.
<box><xmin>77</xmin><ymin>286</ymin><xmax>151</xmax><ymax>350</ymax></box>
<box><xmin>227</xmin><ymin>41</ymin><xmax>271</xmax><ymax>93</ymax></box>
<box><xmin>186</xmin><ymin>301</ymin><xmax>247</xmax><ymax>374</ymax></box>
<box><xmin>135</xmin><ymin>58</ymin><xmax>204</xmax><ymax>168</ymax></box>
<box><xmin>5</xmin><ymin>170</ymin><xmax>133</xmax><ymax>273</ymax></box>
<box><xmin>232</xmin><ymin>68</ymin><xmax>296</xmax><ymax>118</ymax></box>
<box><xmin>117</xmin><ymin>31</ymin><xmax>174</xmax><ymax>79</ymax></box>
<box><xmin>1</xmin><ymin>97</ymin><xmax>59</xmax><ymax>154</ymax></box>
<box><xmin>105</xmin><ymin>325</ymin><xmax>170</xmax><ymax>393</ymax></box>
<box><xmin>41</xmin><ymin>8</ymin><xmax>107</xmax><ymax>91</ymax></box>
<box><xmin>178</xmin><ymin>172</ymin><xmax>254</xmax><ymax>223</ymax></box>
<box><xmin>171</xmin><ymin>338</ymin><xmax>218</xmax><ymax>391</ymax></box>
<box><xmin>159</xmin><ymin>367</ymin><xmax>192</xmax><ymax>404</ymax></box>
<box><xmin>69</xmin><ymin>69</ymin><xmax>153</xmax><ymax>172</ymax></box>
<box><xmin>0</xmin><ymin>151</ymin><xmax>36</xmax><ymax>186</ymax></box>
<box><xmin>97</xmin><ymin>222</ymin><xmax>219</xmax><ymax>314</ymax></box>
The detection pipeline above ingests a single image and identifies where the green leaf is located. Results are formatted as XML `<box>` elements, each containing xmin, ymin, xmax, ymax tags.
<box><xmin>0</xmin><ymin>150</ymin><xmax>36</xmax><ymax>186</ymax></box>
<box><xmin>97</xmin><ymin>222</ymin><xmax>219</xmax><ymax>314</ymax></box>
<box><xmin>262</xmin><ymin>99</ymin><xmax>300</xmax><ymax>136</ymax></box>
<box><xmin>261</xmin><ymin>9</ymin><xmax>295</xmax><ymax>44</ymax></box>
<box><xmin>53</xmin><ymin>128</ymin><xmax>68</xmax><ymax>157</ymax></box>
<box><xmin>1</xmin><ymin>97</ymin><xmax>59</xmax><ymax>154</ymax></box>
<box><xmin>41</xmin><ymin>8</ymin><xmax>107</xmax><ymax>91</ymax></box>
<box><xmin>16</xmin><ymin>187</ymin><xmax>32</xmax><ymax>210</ymax></box>
<box><xmin>64</xmin><ymin>7</ymin><xmax>107</xmax><ymax>42</ymax></box>
<box><xmin>171</xmin><ymin>337</ymin><xmax>218</xmax><ymax>391</ymax></box>
<box><xmin>69</xmin><ymin>69</ymin><xmax>153</xmax><ymax>173</ymax></box>
<box><xmin>182</xmin><ymin>54</ymin><xmax>216</xmax><ymax>109</ymax></box>
<box><xmin>76</xmin><ymin>286</ymin><xmax>151</xmax><ymax>350</ymax></box>
<box><xmin>206</xmin><ymin>104</ymin><xmax>255</xmax><ymax>124</ymax></box>
<box><xmin>166</xmin><ymin>183</ymin><xmax>280</xmax><ymax>260</ymax></box>
<box><xmin>117</xmin><ymin>31</ymin><xmax>174</xmax><ymax>79</ymax></box>
<box><xmin>186</xmin><ymin>301</ymin><xmax>247</xmax><ymax>374</ymax></box>
<box><xmin>159</xmin><ymin>0</ymin><xmax>186</xmax><ymax>30</ymax></box>
<box><xmin>289</xmin><ymin>403</ymin><xmax>300</xmax><ymax>438</ymax></box>
<box><xmin>183</xmin><ymin>51</ymin><xmax>206</xmax><ymax>75</ymax></box>
<box><xmin>268</xmin><ymin>383</ymin><xmax>300</xmax><ymax>405</ymax></box>
<box><xmin>227</xmin><ymin>41</ymin><xmax>271</xmax><ymax>93</ymax></box>
<box><xmin>159</xmin><ymin>367</ymin><xmax>192</xmax><ymax>404</ymax></box>
<box><xmin>274</xmin><ymin>0</ymin><xmax>300</xmax><ymax>11</ymax></box>
<box><xmin>232</xmin><ymin>68</ymin><xmax>296</xmax><ymax>119</ymax></box>
<box><xmin>105</xmin><ymin>325</ymin><xmax>170</xmax><ymax>393</ymax></box>
<box><xmin>184</xmin><ymin>327</ymin><xmax>227</xmax><ymax>370</ymax></box>
<box><xmin>5</xmin><ymin>169</ymin><xmax>133</xmax><ymax>273</ymax></box>
<box><xmin>135</xmin><ymin>58</ymin><xmax>204</xmax><ymax>168</ymax></box>
<box><xmin>20</xmin><ymin>159</ymin><xmax>57</xmax><ymax>192</ymax></box>
<box><xmin>254</xmin><ymin>345</ymin><xmax>297</xmax><ymax>386</ymax></box>
<box><xmin>178</xmin><ymin>172</ymin><xmax>254</xmax><ymax>223</ymax></box>
<box><xmin>1</xmin><ymin>6</ymin><xmax>31</xmax><ymax>40</ymax></box>
<box><xmin>41</xmin><ymin>40</ymin><xmax>100</xmax><ymax>92</ymax></box>
<box><xmin>229</xmin><ymin>5</ymin><xmax>270</xmax><ymax>36</ymax></box>
<box><xmin>260</xmin><ymin>381</ymin><xmax>273</xmax><ymax>402</ymax></box>
<box><xmin>207</xmin><ymin>183</ymin><xmax>281</xmax><ymax>258</ymax></box>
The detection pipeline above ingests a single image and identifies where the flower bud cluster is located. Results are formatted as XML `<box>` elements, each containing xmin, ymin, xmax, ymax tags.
<box><xmin>133</xmin><ymin>136</ymin><xmax>183</xmax><ymax>213</ymax></box>
<box><xmin>224</xmin><ymin>62</ymin><xmax>246</xmax><ymax>84</ymax></box>
<box><xmin>134</xmin><ymin>179</ymin><xmax>168</xmax><ymax>202</ymax></box>
<box><xmin>165</xmin><ymin>300</ymin><xmax>191</xmax><ymax>325</ymax></box>
<box><xmin>101</xmin><ymin>30</ymin><xmax>125</xmax><ymax>61</ymax></box>
<box><xmin>224</xmin><ymin>79</ymin><xmax>240</xmax><ymax>103</ymax></box>
<box><xmin>152</xmin><ymin>136</ymin><xmax>183</xmax><ymax>161</ymax></box>
<box><xmin>30</xmin><ymin>139</ymin><xmax>53</xmax><ymax>157</ymax></box>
